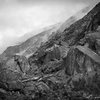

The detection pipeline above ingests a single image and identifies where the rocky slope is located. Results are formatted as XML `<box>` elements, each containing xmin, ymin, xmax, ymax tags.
<box><xmin>0</xmin><ymin>2</ymin><xmax>100</xmax><ymax>100</ymax></box>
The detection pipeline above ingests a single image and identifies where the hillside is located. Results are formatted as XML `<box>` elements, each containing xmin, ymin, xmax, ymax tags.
<box><xmin>0</xmin><ymin>2</ymin><xmax>100</xmax><ymax>100</ymax></box>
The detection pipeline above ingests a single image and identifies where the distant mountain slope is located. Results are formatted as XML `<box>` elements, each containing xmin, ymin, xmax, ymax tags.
<box><xmin>0</xmin><ymin>24</ymin><xmax>60</xmax><ymax>61</ymax></box>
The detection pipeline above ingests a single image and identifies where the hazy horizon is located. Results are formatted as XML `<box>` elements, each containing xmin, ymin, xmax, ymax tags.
<box><xmin>0</xmin><ymin>0</ymin><xmax>99</xmax><ymax>53</ymax></box>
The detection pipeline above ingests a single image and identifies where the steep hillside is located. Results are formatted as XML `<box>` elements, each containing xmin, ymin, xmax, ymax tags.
<box><xmin>28</xmin><ymin>2</ymin><xmax>100</xmax><ymax>99</ymax></box>
<box><xmin>0</xmin><ymin>3</ymin><xmax>100</xmax><ymax>100</ymax></box>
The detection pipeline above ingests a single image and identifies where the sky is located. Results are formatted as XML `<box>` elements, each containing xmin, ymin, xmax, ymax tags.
<box><xmin>0</xmin><ymin>0</ymin><xmax>99</xmax><ymax>53</ymax></box>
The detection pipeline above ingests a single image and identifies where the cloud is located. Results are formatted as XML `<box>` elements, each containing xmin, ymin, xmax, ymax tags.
<box><xmin>0</xmin><ymin>2</ymin><xmax>87</xmax><ymax>37</ymax></box>
<box><xmin>0</xmin><ymin>0</ymin><xmax>99</xmax><ymax>6</ymax></box>
<box><xmin>15</xmin><ymin>0</ymin><xmax>100</xmax><ymax>5</ymax></box>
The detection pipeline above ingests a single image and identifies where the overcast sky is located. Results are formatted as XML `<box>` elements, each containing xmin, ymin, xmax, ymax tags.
<box><xmin>0</xmin><ymin>0</ymin><xmax>99</xmax><ymax>53</ymax></box>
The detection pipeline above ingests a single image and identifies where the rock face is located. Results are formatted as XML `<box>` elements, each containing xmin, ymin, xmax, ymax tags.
<box><xmin>0</xmin><ymin>2</ymin><xmax>100</xmax><ymax>100</ymax></box>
